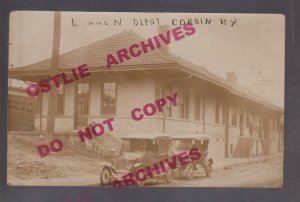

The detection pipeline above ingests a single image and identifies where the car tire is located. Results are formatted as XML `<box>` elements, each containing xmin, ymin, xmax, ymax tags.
<box><xmin>135</xmin><ymin>167</ymin><xmax>146</xmax><ymax>187</ymax></box>
<box><xmin>100</xmin><ymin>166</ymin><xmax>112</xmax><ymax>186</ymax></box>
<box><xmin>164</xmin><ymin>168</ymin><xmax>173</xmax><ymax>183</ymax></box>
<box><xmin>205</xmin><ymin>161</ymin><xmax>212</xmax><ymax>177</ymax></box>
<box><xmin>186</xmin><ymin>164</ymin><xmax>195</xmax><ymax>180</ymax></box>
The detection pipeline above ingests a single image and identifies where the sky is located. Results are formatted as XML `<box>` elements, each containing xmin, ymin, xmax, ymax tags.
<box><xmin>9</xmin><ymin>11</ymin><xmax>285</xmax><ymax>107</ymax></box>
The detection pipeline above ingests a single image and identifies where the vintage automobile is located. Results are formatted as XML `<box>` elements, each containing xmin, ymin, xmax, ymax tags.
<box><xmin>99</xmin><ymin>132</ymin><xmax>175</xmax><ymax>186</ymax></box>
<box><xmin>173</xmin><ymin>134</ymin><xmax>213</xmax><ymax>180</ymax></box>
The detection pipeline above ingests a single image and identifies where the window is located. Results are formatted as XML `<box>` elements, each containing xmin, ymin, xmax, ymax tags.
<box><xmin>56</xmin><ymin>85</ymin><xmax>64</xmax><ymax>115</ymax></box>
<box><xmin>195</xmin><ymin>91</ymin><xmax>201</xmax><ymax>121</ymax></box>
<box><xmin>76</xmin><ymin>83</ymin><xmax>89</xmax><ymax>116</ymax></box>
<box><xmin>155</xmin><ymin>81</ymin><xmax>163</xmax><ymax>100</ymax></box>
<box><xmin>215</xmin><ymin>100</ymin><xmax>220</xmax><ymax>124</ymax></box>
<box><xmin>184</xmin><ymin>92</ymin><xmax>189</xmax><ymax>119</ymax></box>
<box><xmin>102</xmin><ymin>82</ymin><xmax>116</xmax><ymax>115</ymax></box>
<box><xmin>155</xmin><ymin>81</ymin><xmax>171</xmax><ymax>117</ymax></box>
<box><xmin>78</xmin><ymin>83</ymin><xmax>89</xmax><ymax>94</ymax></box>
<box><xmin>164</xmin><ymin>83</ymin><xmax>172</xmax><ymax>117</ymax></box>
<box><xmin>231</xmin><ymin>105</ymin><xmax>237</xmax><ymax>126</ymax></box>
<box><xmin>270</xmin><ymin>119</ymin><xmax>273</xmax><ymax>131</ymax></box>
<box><xmin>245</xmin><ymin>111</ymin><xmax>250</xmax><ymax>128</ymax></box>
<box><xmin>239</xmin><ymin>110</ymin><xmax>244</xmax><ymax>127</ymax></box>
<box><xmin>36</xmin><ymin>97</ymin><xmax>41</xmax><ymax>115</ymax></box>
<box><xmin>178</xmin><ymin>88</ymin><xmax>189</xmax><ymax>119</ymax></box>
<box><xmin>178</xmin><ymin>88</ymin><xmax>184</xmax><ymax>119</ymax></box>
<box><xmin>222</xmin><ymin>102</ymin><xmax>227</xmax><ymax>124</ymax></box>
<box><xmin>276</xmin><ymin>118</ymin><xmax>280</xmax><ymax>132</ymax></box>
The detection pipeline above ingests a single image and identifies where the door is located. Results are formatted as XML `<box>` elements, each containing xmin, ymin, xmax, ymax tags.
<box><xmin>75</xmin><ymin>83</ymin><xmax>90</xmax><ymax>128</ymax></box>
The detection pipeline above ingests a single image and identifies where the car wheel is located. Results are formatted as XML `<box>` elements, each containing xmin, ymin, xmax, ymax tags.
<box><xmin>164</xmin><ymin>168</ymin><xmax>173</xmax><ymax>183</ymax></box>
<box><xmin>205</xmin><ymin>161</ymin><xmax>212</xmax><ymax>177</ymax></box>
<box><xmin>100</xmin><ymin>166</ymin><xmax>112</xmax><ymax>186</ymax></box>
<box><xmin>186</xmin><ymin>164</ymin><xmax>195</xmax><ymax>180</ymax></box>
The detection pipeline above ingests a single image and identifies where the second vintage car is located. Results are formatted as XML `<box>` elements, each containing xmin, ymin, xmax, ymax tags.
<box><xmin>173</xmin><ymin>134</ymin><xmax>213</xmax><ymax>180</ymax></box>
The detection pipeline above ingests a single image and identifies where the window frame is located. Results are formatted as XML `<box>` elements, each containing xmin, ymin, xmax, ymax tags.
<box><xmin>195</xmin><ymin>90</ymin><xmax>201</xmax><ymax>121</ymax></box>
<box><xmin>184</xmin><ymin>91</ymin><xmax>189</xmax><ymax>119</ymax></box>
<box><xmin>76</xmin><ymin>82</ymin><xmax>91</xmax><ymax>116</ymax></box>
<box><xmin>177</xmin><ymin>87</ymin><xmax>189</xmax><ymax>120</ymax></box>
<box><xmin>215</xmin><ymin>99</ymin><xmax>220</xmax><ymax>124</ymax></box>
<box><xmin>101</xmin><ymin>81</ymin><xmax>117</xmax><ymax>116</ymax></box>
<box><xmin>164</xmin><ymin>83</ymin><xmax>172</xmax><ymax>118</ymax></box>
<box><xmin>222</xmin><ymin>101</ymin><xmax>227</xmax><ymax>125</ymax></box>
<box><xmin>231</xmin><ymin>105</ymin><xmax>238</xmax><ymax>126</ymax></box>
<box><xmin>56</xmin><ymin>85</ymin><xmax>65</xmax><ymax>115</ymax></box>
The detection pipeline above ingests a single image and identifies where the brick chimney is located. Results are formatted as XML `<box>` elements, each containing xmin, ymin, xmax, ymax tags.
<box><xmin>226</xmin><ymin>72</ymin><xmax>238</xmax><ymax>85</ymax></box>
<box><xmin>157</xmin><ymin>25</ymin><xmax>170</xmax><ymax>53</ymax></box>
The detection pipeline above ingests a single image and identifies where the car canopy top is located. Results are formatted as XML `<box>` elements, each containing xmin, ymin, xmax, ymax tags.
<box><xmin>121</xmin><ymin>132</ymin><xmax>173</xmax><ymax>141</ymax></box>
<box><xmin>172</xmin><ymin>134</ymin><xmax>210</xmax><ymax>141</ymax></box>
<box><xmin>121</xmin><ymin>132</ymin><xmax>209</xmax><ymax>141</ymax></box>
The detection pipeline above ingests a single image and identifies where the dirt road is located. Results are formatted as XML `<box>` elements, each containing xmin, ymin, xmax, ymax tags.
<box><xmin>8</xmin><ymin>135</ymin><xmax>282</xmax><ymax>187</ymax></box>
<box><xmin>153</xmin><ymin>155</ymin><xmax>283</xmax><ymax>187</ymax></box>
<box><xmin>85</xmin><ymin>155</ymin><xmax>282</xmax><ymax>187</ymax></box>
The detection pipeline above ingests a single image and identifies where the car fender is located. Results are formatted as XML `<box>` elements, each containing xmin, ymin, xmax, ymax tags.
<box><xmin>100</xmin><ymin>161</ymin><xmax>112</xmax><ymax>168</ymax></box>
<box><xmin>133</xmin><ymin>162</ymin><xmax>143</xmax><ymax>168</ymax></box>
<box><xmin>99</xmin><ymin>162</ymin><xmax>115</xmax><ymax>173</ymax></box>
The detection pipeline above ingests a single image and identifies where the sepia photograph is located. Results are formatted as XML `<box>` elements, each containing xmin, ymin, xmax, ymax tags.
<box><xmin>7</xmin><ymin>11</ymin><xmax>284</xmax><ymax>187</ymax></box>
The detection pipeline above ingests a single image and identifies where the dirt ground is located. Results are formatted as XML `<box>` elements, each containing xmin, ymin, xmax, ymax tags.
<box><xmin>7</xmin><ymin>133</ymin><xmax>120</xmax><ymax>185</ymax></box>
<box><xmin>7</xmin><ymin>134</ymin><xmax>283</xmax><ymax>187</ymax></box>
<box><xmin>155</xmin><ymin>155</ymin><xmax>283</xmax><ymax>187</ymax></box>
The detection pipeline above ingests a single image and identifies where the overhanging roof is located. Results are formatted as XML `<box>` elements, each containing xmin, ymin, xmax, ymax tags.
<box><xmin>8</xmin><ymin>30</ymin><xmax>283</xmax><ymax>113</ymax></box>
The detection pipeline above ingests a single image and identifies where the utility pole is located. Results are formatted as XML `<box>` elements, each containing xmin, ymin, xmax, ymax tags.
<box><xmin>46</xmin><ymin>12</ymin><xmax>61</xmax><ymax>137</ymax></box>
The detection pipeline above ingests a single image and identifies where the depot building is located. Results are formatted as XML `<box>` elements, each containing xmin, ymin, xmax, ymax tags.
<box><xmin>8</xmin><ymin>26</ymin><xmax>284</xmax><ymax>158</ymax></box>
